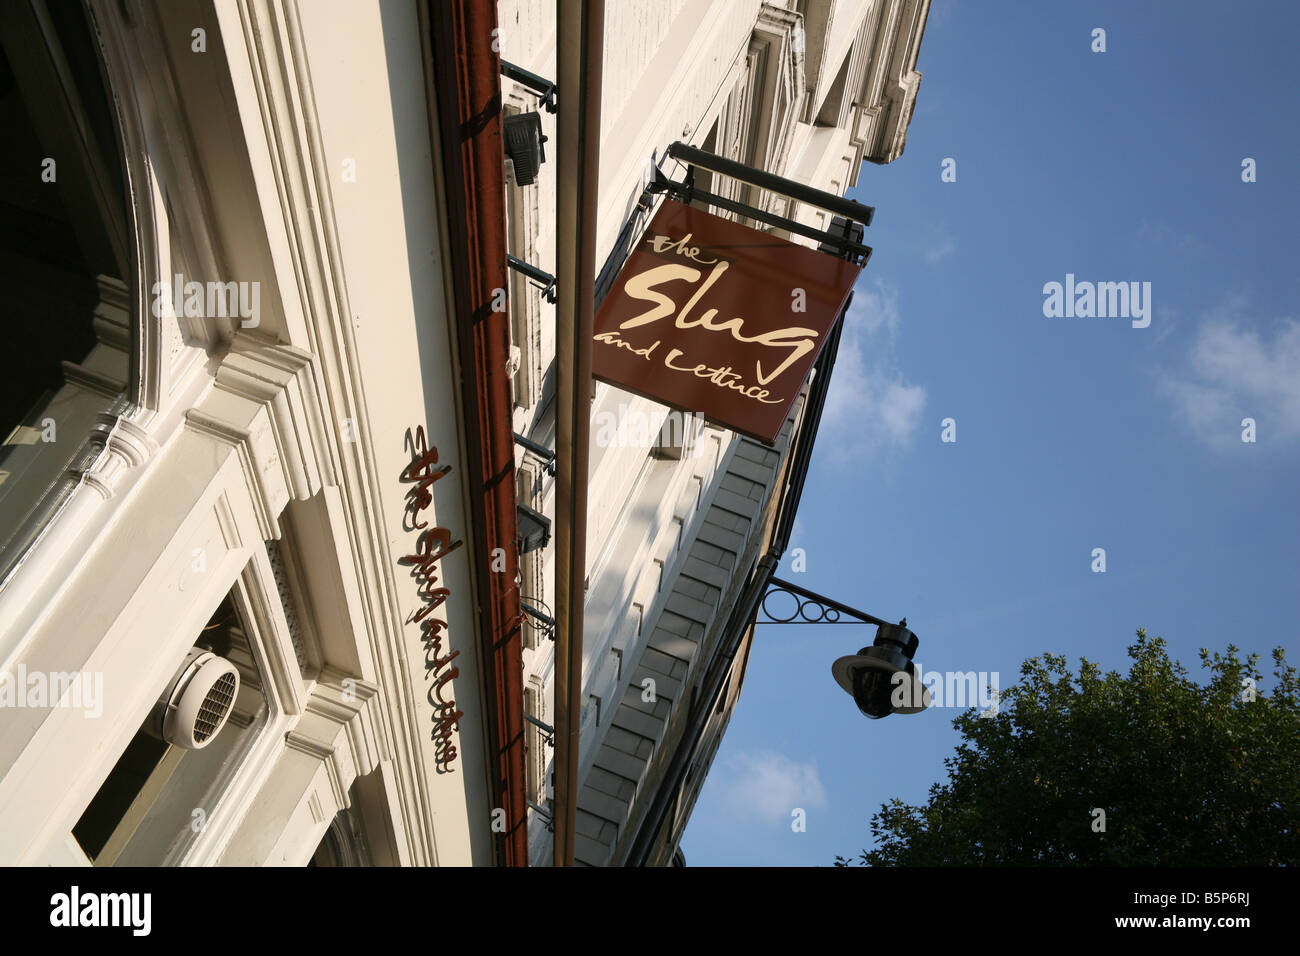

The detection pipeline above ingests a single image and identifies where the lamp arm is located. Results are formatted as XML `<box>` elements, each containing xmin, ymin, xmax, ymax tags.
<box><xmin>765</xmin><ymin>576</ymin><xmax>899</xmax><ymax>628</ymax></box>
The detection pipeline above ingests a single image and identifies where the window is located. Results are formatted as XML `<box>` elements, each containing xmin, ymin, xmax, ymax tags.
<box><xmin>308</xmin><ymin>806</ymin><xmax>370</xmax><ymax>867</ymax></box>
<box><xmin>0</xmin><ymin>1</ymin><xmax>132</xmax><ymax>584</ymax></box>
<box><xmin>524</xmin><ymin>681</ymin><xmax>549</xmax><ymax>805</ymax></box>
<box><xmin>72</xmin><ymin>587</ymin><xmax>271</xmax><ymax>865</ymax></box>
<box><xmin>501</xmin><ymin>97</ymin><xmax>548</xmax><ymax>414</ymax></box>
<box><xmin>516</xmin><ymin>464</ymin><xmax>548</xmax><ymax>651</ymax></box>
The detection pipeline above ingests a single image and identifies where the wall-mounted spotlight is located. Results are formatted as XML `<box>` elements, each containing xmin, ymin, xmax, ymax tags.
<box><xmin>517</xmin><ymin>502</ymin><xmax>551</xmax><ymax>553</ymax></box>
<box><xmin>504</xmin><ymin>111</ymin><xmax>547</xmax><ymax>186</ymax></box>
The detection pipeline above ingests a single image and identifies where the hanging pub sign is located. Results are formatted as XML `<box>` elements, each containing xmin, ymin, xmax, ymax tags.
<box><xmin>592</xmin><ymin>198</ymin><xmax>862</xmax><ymax>445</ymax></box>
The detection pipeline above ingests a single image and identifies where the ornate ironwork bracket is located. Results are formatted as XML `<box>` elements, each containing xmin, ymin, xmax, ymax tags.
<box><xmin>760</xmin><ymin>576</ymin><xmax>902</xmax><ymax>628</ymax></box>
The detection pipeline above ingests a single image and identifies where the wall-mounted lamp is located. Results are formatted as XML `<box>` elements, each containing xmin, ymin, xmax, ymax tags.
<box><xmin>762</xmin><ymin>576</ymin><xmax>931</xmax><ymax>719</ymax></box>
<box><xmin>831</xmin><ymin>621</ymin><xmax>930</xmax><ymax>719</ymax></box>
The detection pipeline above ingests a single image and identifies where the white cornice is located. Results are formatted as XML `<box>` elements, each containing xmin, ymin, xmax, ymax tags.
<box><xmin>753</xmin><ymin>4</ymin><xmax>809</xmax><ymax>179</ymax></box>
<box><xmin>853</xmin><ymin>0</ymin><xmax>930</xmax><ymax>166</ymax></box>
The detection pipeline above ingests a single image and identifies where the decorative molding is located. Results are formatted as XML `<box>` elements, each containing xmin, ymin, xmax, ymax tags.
<box><xmin>215</xmin><ymin>332</ymin><xmax>339</xmax><ymax>500</ymax></box>
<box><xmin>264</xmin><ymin>536</ymin><xmax>318</xmax><ymax>677</ymax></box>
<box><xmin>235</xmin><ymin>552</ymin><xmax>309</xmax><ymax>717</ymax></box>
<box><xmin>853</xmin><ymin>0</ymin><xmax>930</xmax><ymax>165</ymax></box>
<box><xmin>87</xmin><ymin>0</ymin><xmax>227</xmax><ymax>415</ymax></box>
<box><xmin>185</xmin><ymin>333</ymin><xmax>337</xmax><ymax>539</ymax></box>
<box><xmin>285</xmin><ymin>671</ymin><xmax>388</xmax><ymax>811</ymax></box>
<box><xmin>751</xmin><ymin>3</ymin><xmax>808</xmax><ymax>181</ymax></box>
<box><xmin>215</xmin><ymin>0</ymin><xmax>450</xmax><ymax>864</ymax></box>
<box><xmin>64</xmin><ymin>402</ymin><xmax>160</xmax><ymax>501</ymax></box>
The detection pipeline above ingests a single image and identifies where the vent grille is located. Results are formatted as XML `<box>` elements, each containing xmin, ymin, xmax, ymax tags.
<box><xmin>266</xmin><ymin>538</ymin><xmax>309</xmax><ymax>672</ymax></box>
<box><xmin>193</xmin><ymin>671</ymin><xmax>238</xmax><ymax>744</ymax></box>
<box><xmin>150</xmin><ymin>649</ymin><xmax>241</xmax><ymax>750</ymax></box>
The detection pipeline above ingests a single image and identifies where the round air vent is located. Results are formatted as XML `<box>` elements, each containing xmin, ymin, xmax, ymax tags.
<box><xmin>149</xmin><ymin>648</ymin><xmax>240</xmax><ymax>750</ymax></box>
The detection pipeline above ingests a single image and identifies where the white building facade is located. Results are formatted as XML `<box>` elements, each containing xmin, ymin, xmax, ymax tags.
<box><xmin>0</xmin><ymin>0</ymin><xmax>927</xmax><ymax>867</ymax></box>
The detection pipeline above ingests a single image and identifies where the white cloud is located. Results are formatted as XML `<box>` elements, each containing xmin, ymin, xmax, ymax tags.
<box><xmin>848</xmin><ymin>280</ymin><xmax>900</xmax><ymax>335</ymax></box>
<box><xmin>820</xmin><ymin>280</ymin><xmax>927</xmax><ymax>461</ymax></box>
<box><xmin>717</xmin><ymin>751</ymin><xmax>827</xmax><ymax>824</ymax></box>
<box><xmin>924</xmin><ymin>232</ymin><xmax>957</xmax><ymax>264</ymax></box>
<box><xmin>1150</xmin><ymin>305</ymin><xmax>1179</xmax><ymax>347</ymax></box>
<box><xmin>876</xmin><ymin>380</ymin><xmax>928</xmax><ymax>440</ymax></box>
<box><xmin>1161</xmin><ymin>299</ymin><xmax>1300</xmax><ymax>446</ymax></box>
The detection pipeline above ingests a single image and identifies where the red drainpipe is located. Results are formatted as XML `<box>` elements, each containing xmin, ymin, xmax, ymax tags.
<box><xmin>426</xmin><ymin>0</ymin><xmax>528</xmax><ymax>866</ymax></box>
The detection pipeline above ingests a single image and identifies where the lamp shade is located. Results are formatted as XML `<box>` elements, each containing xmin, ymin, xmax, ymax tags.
<box><xmin>832</xmin><ymin>622</ymin><xmax>931</xmax><ymax>717</ymax></box>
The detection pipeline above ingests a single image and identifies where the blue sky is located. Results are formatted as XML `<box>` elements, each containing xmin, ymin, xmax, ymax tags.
<box><xmin>681</xmin><ymin>0</ymin><xmax>1300</xmax><ymax>866</ymax></box>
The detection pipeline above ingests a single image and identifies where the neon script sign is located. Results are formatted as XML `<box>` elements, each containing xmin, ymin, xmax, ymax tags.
<box><xmin>401</xmin><ymin>426</ymin><xmax>464</xmax><ymax>773</ymax></box>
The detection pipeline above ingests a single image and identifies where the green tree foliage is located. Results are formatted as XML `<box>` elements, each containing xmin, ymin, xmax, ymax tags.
<box><xmin>836</xmin><ymin>630</ymin><xmax>1300</xmax><ymax>865</ymax></box>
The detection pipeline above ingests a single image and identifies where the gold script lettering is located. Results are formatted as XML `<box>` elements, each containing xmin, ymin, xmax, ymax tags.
<box><xmin>619</xmin><ymin>261</ymin><xmax>819</xmax><ymax>385</ymax></box>
<box><xmin>663</xmin><ymin>348</ymin><xmax>781</xmax><ymax>403</ymax></box>
<box><xmin>647</xmin><ymin>231</ymin><xmax>719</xmax><ymax>265</ymax></box>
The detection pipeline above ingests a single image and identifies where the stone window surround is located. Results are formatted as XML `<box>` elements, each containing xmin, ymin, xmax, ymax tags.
<box><xmin>0</xmin><ymin>333</ymin><xmax>387</xmax><ymax>866</ymax></box>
